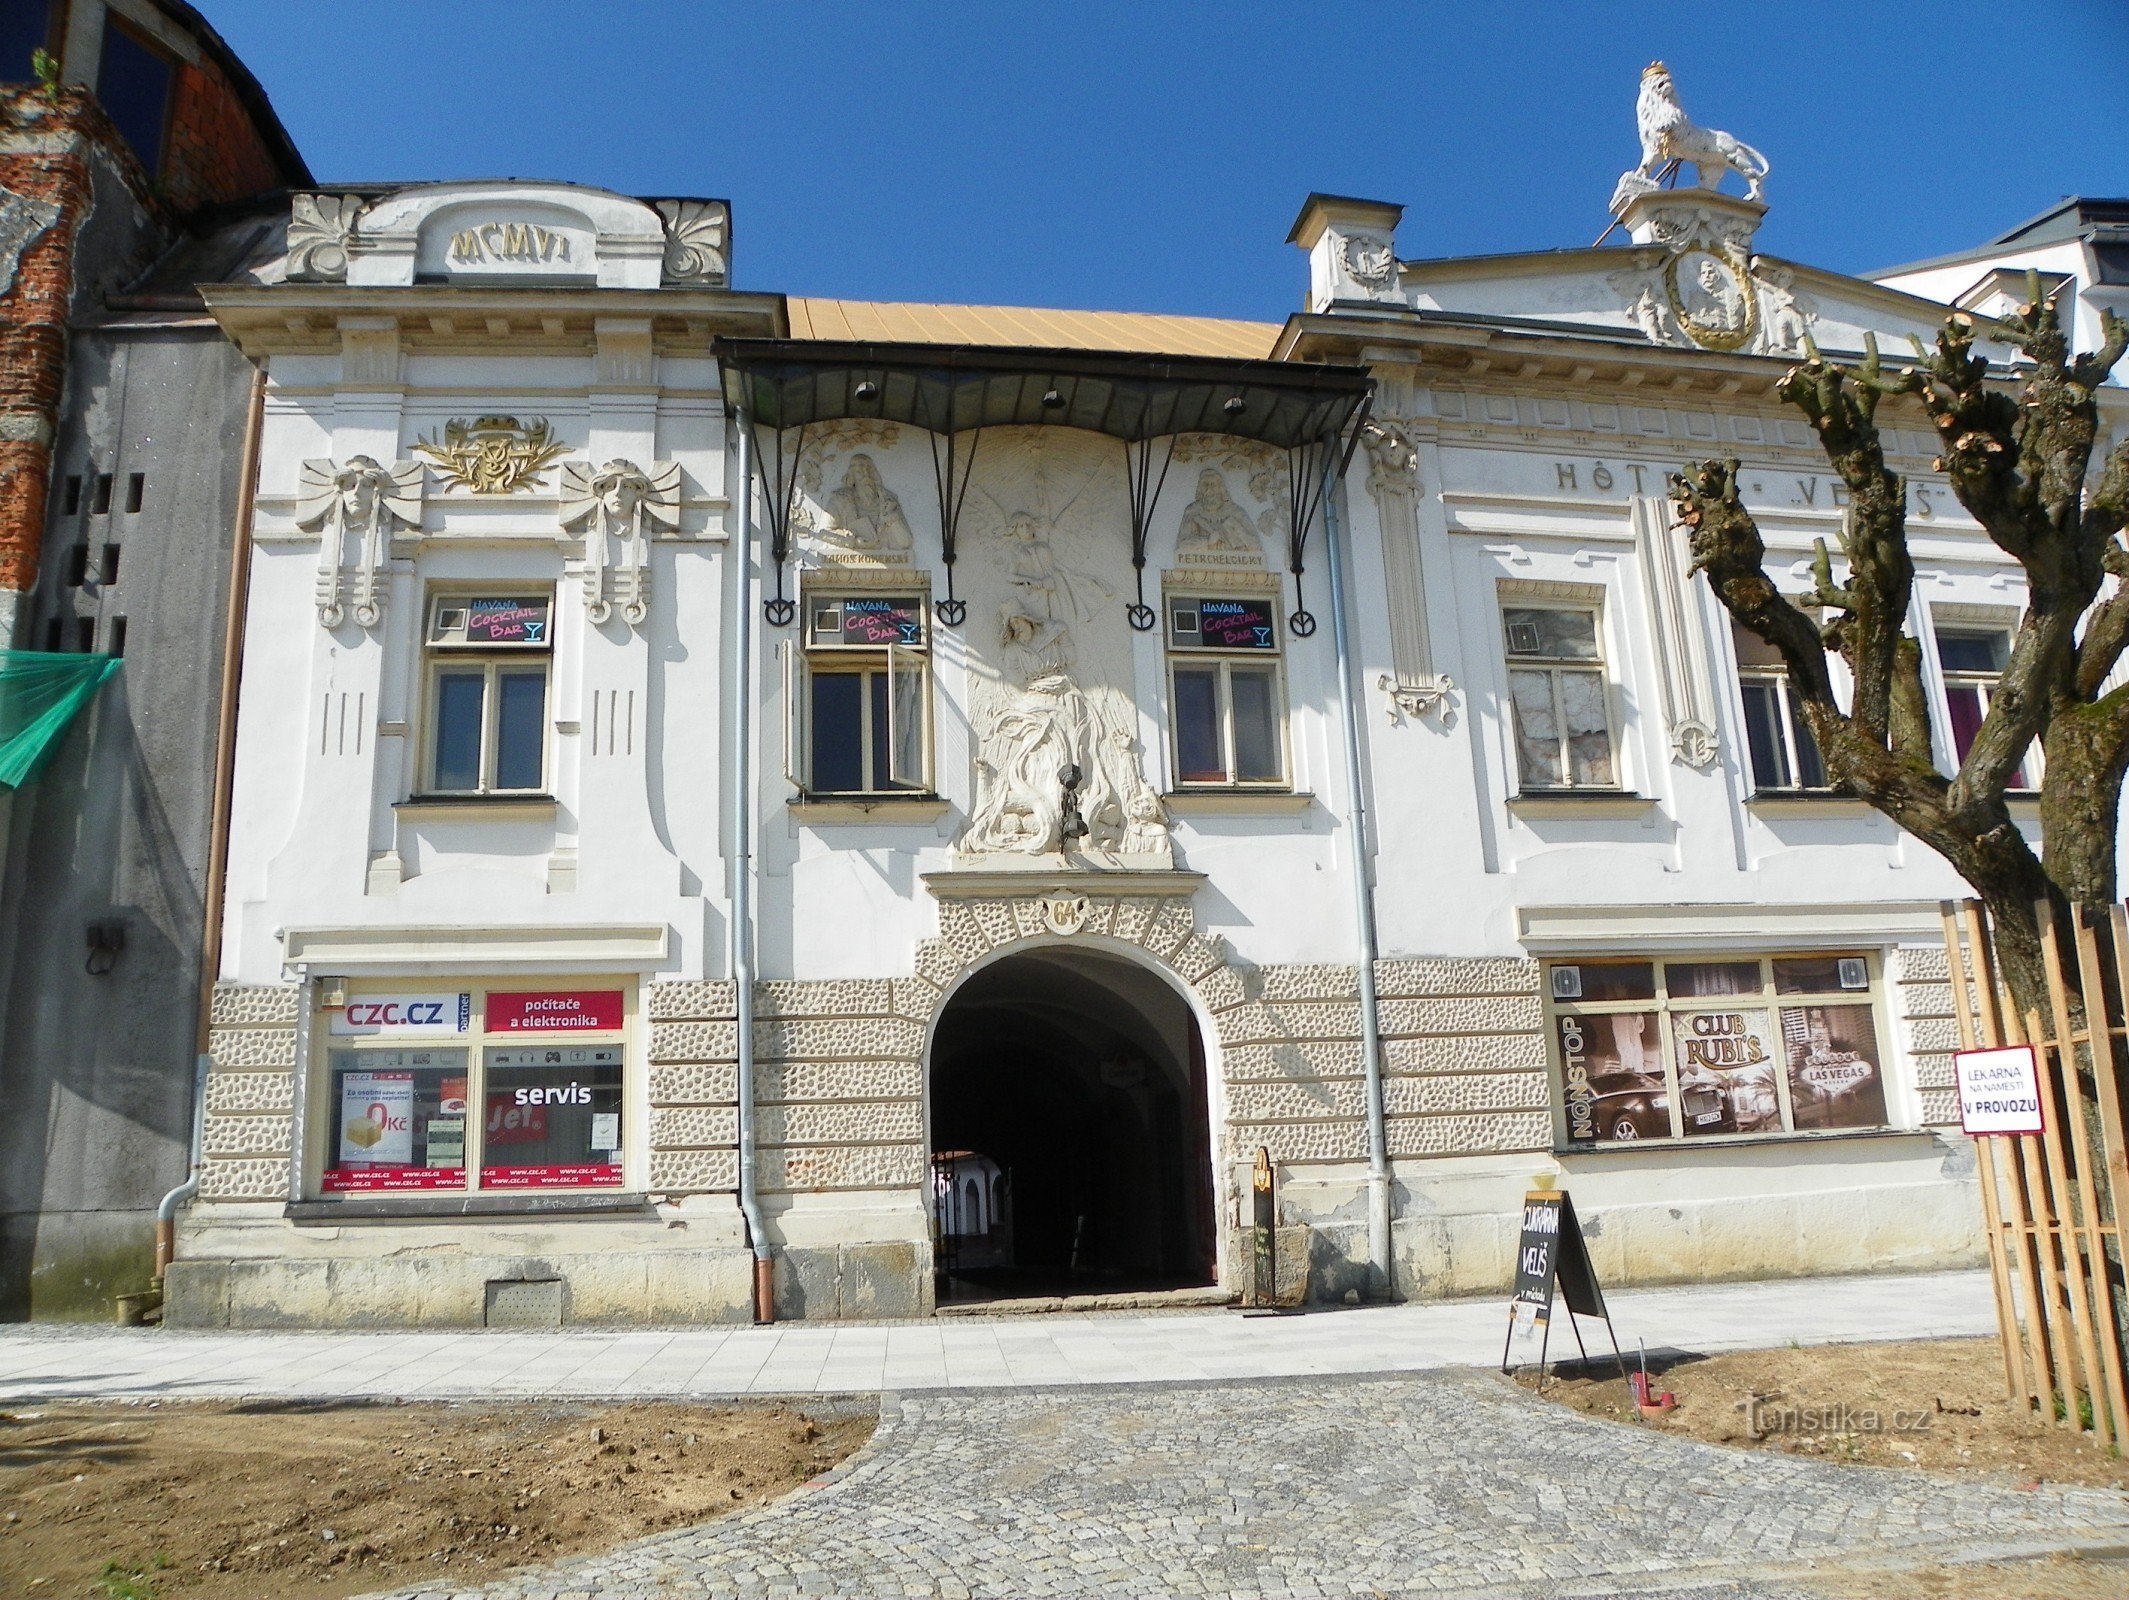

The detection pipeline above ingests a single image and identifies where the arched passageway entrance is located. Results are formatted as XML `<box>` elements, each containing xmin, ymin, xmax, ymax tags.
<box><xmin>929</xmin><ymin>946</ymin><xmax>1217</xmax><ymax>1306</ymax></box>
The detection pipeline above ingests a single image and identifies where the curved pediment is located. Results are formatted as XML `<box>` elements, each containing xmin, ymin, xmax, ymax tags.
<box><xmin>285</xmin><ymin>181</ymin><xmax>726</xmax><ymax>290</ymax></box>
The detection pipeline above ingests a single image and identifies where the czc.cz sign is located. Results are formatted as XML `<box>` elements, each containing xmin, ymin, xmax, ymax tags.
<box><xmin>328</xmin><ymin>992</ymin><xmax>472</xmax><ymax>1036</ymax></box>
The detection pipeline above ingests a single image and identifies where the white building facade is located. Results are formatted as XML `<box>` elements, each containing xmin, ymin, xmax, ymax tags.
<box><xmin>167</xmin><ymin>96</ymin><xmax>2127</xmax><ymax>1326</ymax></box>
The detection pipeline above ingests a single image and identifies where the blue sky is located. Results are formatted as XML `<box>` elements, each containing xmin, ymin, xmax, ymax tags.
<box><xmin>212</xmin><ymin>1</ymin><xmax>2126</xmax><ymax>322</ymax></box>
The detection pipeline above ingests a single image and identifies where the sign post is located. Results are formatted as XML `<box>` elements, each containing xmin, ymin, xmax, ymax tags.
<box><xmin>1500</xmin><ymin>1188</ymin><xmax>1625</xmax><ymax>1382</ymax></box>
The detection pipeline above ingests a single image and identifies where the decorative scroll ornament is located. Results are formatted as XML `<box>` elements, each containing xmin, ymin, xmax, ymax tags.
<box><xmin>1338</xmin><ymin>233</ymin><xmax>1396</xmax><ymax>289</ymax></box>
<box><xmin>1359</xmin><ymin>419</ymin><xmax>1455</xmax><ymax>723</ymax></box>
<box><xmin>296</xmin><ymin>456</ymin><xmax>423</xmax><ymax>627</ymax></box>
<box><xmin>559</xmin><ymin>458</ymin><xmax>682</xmax><ymax>626</ymax></box>
<box><xmin>1671</xmin><ymin>719</ymin><xmax>1719</xmax><ymax>769</ymax></box>
<box><xmin>413</xmin><ymin>416</ymin><xmax>570</xmax><ymax>494</ymax></box>
<box><xmin>655</xmin><ymin>199</ymin><xmax>728</xmax><ymax>286</ymax></box>
<box><xmin>285</xmin><ymin>193</ymin><xmax>364</xmax><ymax>282</ymax></box>
<box><xmin>1611</xmin><ymin>61</ymin><xmax>1769</xmax><ymax>209</ymax></box>
<box><xmin>1629</xmin><ymin>494</ymin><xmax>1722</xmax><ymax>769</ymax></box>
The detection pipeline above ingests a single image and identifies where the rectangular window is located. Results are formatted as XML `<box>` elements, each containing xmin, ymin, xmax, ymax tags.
<box><xmin>791</xmin><ymin>595</ymin><xmax>930</xmax><ymax>795</ymax></box>
<box><xmin>317</xmin><ymin>987</ymin><xmax>629</xmax><ymax>1198</ymax></box>
<box><xmin>1166</xmin><ymin>596</ymin><xmax>1286</xmax><ymax>788</ymax></box>
<box><xmin>1936</xmin><ymin>627</ymin><xmax>2032</xmax><ymax>788</ymax></box>
<box><xmin>422</xmin><ymin>595</ymin><xmax>552</xmax><ymax>796</ymax></box>
<box><xmin>1733</xmin><ymin>623</ymin><xmax>1825</xmax><ymax>791</ymax></box>
<box><xmin>323</xmin><ymin>1047</ymin><xmax>471</xmax><ymax>1193</ymax></box>
<box><xmin>1502</xmin><ymin>603</ymin><xmax>1616</xmax><ymax>790</ymax></box>
<box><xmin>1548</xmin><ymin>953</ymin><xmax>1888</xmax><ymax>1146</ymax></box>
<box><xmin>97</xmin><ymin>19</ymin><xmax>176</xmax><ymax>175</ymax></box>
<box><xmin>481</xmin><ymin>1045</ymin><xmax>625</xmax><ymax>1189</ymax></box>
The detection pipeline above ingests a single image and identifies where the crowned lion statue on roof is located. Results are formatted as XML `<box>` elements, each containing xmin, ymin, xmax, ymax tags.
<box><xmin>1613</xmin><ymin>61</ymin><xmax>1769</xmax><ymax>210</ymax></box>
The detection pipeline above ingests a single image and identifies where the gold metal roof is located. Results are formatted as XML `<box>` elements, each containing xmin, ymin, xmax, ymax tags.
<box><xmin>786</xmin><ymin>297</ymin><xmax>1279</xmax><ymax>360</ymax></box>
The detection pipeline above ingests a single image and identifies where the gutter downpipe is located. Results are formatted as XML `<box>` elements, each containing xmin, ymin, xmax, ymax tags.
<box><xmin>158</xmin><ymin>362</ymin><xmax>265</xmax><ymax>1281</ymax></box>
<box><xmin>731</xmin><ymin>408</ymin><xmax>774</xmax><ymax>1322</ymax></box>
<box><xmin>1322</xmin><ymin>447</ymin><xmax>1395</xmax><ymax>1300</ymax></box>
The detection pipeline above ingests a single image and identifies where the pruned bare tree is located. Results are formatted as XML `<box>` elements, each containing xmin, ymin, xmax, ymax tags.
<box><xmin>1671</xmin><ymin>276</ymin><xmax>2129</xmax><ymax>1021</ymax></box>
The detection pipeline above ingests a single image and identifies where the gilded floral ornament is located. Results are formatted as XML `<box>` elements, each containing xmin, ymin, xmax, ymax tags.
<box><xmin>285</xmin><ymin>193</ymin><xmax>364</xmax><ymax>283</ymax></box>
<box><xmin>413</xmin><ymin>416</ymin><xmax>570</xmax><ymax>494</ymax></box>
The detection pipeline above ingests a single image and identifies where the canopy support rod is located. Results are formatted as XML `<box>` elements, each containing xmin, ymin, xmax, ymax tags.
<box><xmin>1122</xmin><ymin>430</ymin><xmax>1178</xmax><ymax>631</ymax></box>
<box><xmin>752</xmin><ymin>414</ymin><xmax>807</xmax><ymax>627</ymax></box>
<box><xmin>925</xmin><ymin>409</ymin><xmax>981</xmax><ymax>627</ymax></box>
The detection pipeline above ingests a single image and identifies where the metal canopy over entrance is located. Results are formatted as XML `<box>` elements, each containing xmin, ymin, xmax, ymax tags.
<box><xmin>716</xmin><ymin>338</ymin><xmax>1373</xmax><ymax>632</ymax></box>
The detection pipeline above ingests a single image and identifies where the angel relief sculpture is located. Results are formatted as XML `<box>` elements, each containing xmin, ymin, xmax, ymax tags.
<box><xmin>560</xmin><ymin>458</ymin><xmax>681</xmax><ymax>625</ymax></box>
<box><xmin>813</xmin><ymin>454</ymin><xmax>913</xmax><ymax>554</ymax></box>
<box><xmin>296</xmin><ymin>456</ymin><xmax>423</xmax><ymax>627</ymax></box>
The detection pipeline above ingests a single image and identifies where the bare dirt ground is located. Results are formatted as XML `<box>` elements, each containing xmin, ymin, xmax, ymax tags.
<box><xmin>0</xmin><ymin>1397</ymin><xmax>873</xmax><ymax>1600</ymax></box>
<box><xmin>1798</xmin><ymin>1552</ymin><xmax>2129</xmax><ymax>1599</ymax></box>
<box><xmin>1515</xmin><ymin>1335</ymin><xmax>2128</xmax><ymax>1488</ymax></box>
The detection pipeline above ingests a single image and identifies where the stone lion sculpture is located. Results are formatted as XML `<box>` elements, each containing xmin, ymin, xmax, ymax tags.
<box><xmin>1621</xmin><ymin>61</ymin><xmax>1768</xmax><ymax>204</ymax></box>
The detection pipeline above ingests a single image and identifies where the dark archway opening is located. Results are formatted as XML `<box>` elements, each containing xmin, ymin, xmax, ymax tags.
<box><xmin>929</xmin><ymin>947</ymin><xmax>1217</xmax><ymax>1305</ymax></box>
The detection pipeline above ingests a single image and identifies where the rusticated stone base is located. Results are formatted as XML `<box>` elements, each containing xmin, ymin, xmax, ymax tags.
<box><xmin>165</xmin><ymin>1244</ymin><xmax>758</xmax><ymax>1328</ymax></box>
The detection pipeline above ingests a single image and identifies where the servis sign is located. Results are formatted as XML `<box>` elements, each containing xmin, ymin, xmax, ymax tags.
<box><xmin>328</xmin><ymin>992</ymin><xmax>472</xmax><ymax>1036</ymax></box>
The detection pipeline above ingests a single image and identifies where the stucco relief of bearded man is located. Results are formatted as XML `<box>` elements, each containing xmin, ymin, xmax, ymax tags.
<box><xmin>1175</xmin><ymin>470</ymin><xmax>1259</xmax><ymax>554</ymax></box>
<box><xmin>822</xmin><ymin>453</ymin><xmax>913</xmax><ymax>552</ymax></box>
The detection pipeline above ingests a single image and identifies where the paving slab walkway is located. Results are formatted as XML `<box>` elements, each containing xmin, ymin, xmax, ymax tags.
<box><xmin>363</xmin><ymin>1369</ymin><xmax>2129</xmax><ymax>1600</ymax></box>
<box><xmin>0</xmin><ymin>1270</ymin><xmax>1992</xmax><ymax>1402</ymax></box>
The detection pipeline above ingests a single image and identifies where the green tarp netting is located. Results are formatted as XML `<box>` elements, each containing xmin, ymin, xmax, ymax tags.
<box><xmin>0</xmin><ymin>650</ymin><xmax>121</xmax><ymax>788</ymax></box>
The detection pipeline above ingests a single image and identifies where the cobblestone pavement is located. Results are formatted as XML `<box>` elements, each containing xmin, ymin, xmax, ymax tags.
<box><xmin>368</xmin><ymin>1369</ymin><xmax>2129</xmax><ymax>1600</ymax></box>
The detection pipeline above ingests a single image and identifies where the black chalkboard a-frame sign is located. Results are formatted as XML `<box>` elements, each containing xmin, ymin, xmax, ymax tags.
<box><xmin>1499</xmin><ymin>1189</ymin><xmax>1626</xmax><ymax>1379</ymax></box>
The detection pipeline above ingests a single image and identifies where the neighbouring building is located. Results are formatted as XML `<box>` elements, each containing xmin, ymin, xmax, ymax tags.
<box><xmin>161</xmin><ymin>66</ymin><xmax>2126</xmax><ymax>1327</ymax></box>
<box><xmin>0</xmin><ymin>0</ymin><xmax>308</xmax><ymax>1315</ymax></box>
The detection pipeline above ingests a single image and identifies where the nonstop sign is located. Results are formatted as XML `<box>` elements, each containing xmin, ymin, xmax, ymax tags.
<box><xmin>487</xmin><ymin>990</ymin><xmax>625</xmax><ymax>1032</ymax></box>
<box><xmin>328</xmin><ymin>992</ymin><xmax>472</xmax><ymax>1036</ymax></box>
<box><xmin>1954</xmin><ymin>1044</ymin><xmax>2047</xmax><ymax>1136</ymax></box>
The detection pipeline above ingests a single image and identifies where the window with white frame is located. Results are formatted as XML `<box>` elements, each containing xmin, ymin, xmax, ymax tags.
<box><xmin>1936</xmin><ymin>625</ymin><xmax>2034</xmax><ymax>788</ymax></box>
<box><xmin>786</xmin><ymin>593</ymin><xmax>930</xmax><ymax>795</ymax></box>
<box><xmin>1502</xmin><ymin>601</ymin><xmax>1617</xmax><ymax>790</ymax></box>
<box><xmin>422</xmin><ymin>594</ymin><xmax>552</xmax><ymax>796</ymax></box>
<box><xmin>1546</xmin><ymin>954</ymin><xmax>1891</xmax><ymax>1147</ymax></box>
<box><xmin>1733</xmin><ymin>621</ymin><xmax>1827</xmax><ymax>791</ymax></box>
<box><xmin>1166</xmin><ymin>594</ymin><xmax>1286</xmax><ymax>788</ymax></box>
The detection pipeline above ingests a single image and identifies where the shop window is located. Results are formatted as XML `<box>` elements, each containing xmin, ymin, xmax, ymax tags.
<box><xmin>1166</xmin><ymin>595</ymin><xmax>1286</xmax><ymax>787</ymax></box>
<box><xmin>1547</xmin><ymin>953</ymin><xmax>1889</xmax><ymax>1146</ymax></box>
<box><xmin>1502</xmin><ymin>603</ymin><xmax>1617</xmax><ymax>790</ymax></box>
<box><xmin>1936</xmin><ymin>626</ymin><xmax>2032</xmax><ymax>788</ymax></box>
<box><xmin>96</xmin><ymin>19</ymin><xmax>176</xmax><ymax>176</ymax></box>
<box><xmin>317</xmin><ymin>987</ymin><xmax>628</xmax><ymax>1196</ymax></box>
<box><xmin>1733</xmin><ymin>622</ymin><xmax>1825</xmax><ymax>791</ymax></box>
<box><xmin>785</xmin><ymin>594</ymin><xmax>929</xmax><ymax>795</ymax></box>
<box><xmin>421</xmin><ymin>594</ymin><xmax>552</xmax><ymax>796</ymax></box>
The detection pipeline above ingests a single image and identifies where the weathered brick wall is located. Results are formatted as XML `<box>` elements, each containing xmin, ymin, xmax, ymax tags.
<box><xmin>0</xmin><ymin>88</ymin><xmax>104</xmax><ymax>596</ymax></box>
<box><xmin>161</xmin><ymin>54</ymin><xmax>289</xmax><ymax>216</ymax></box>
